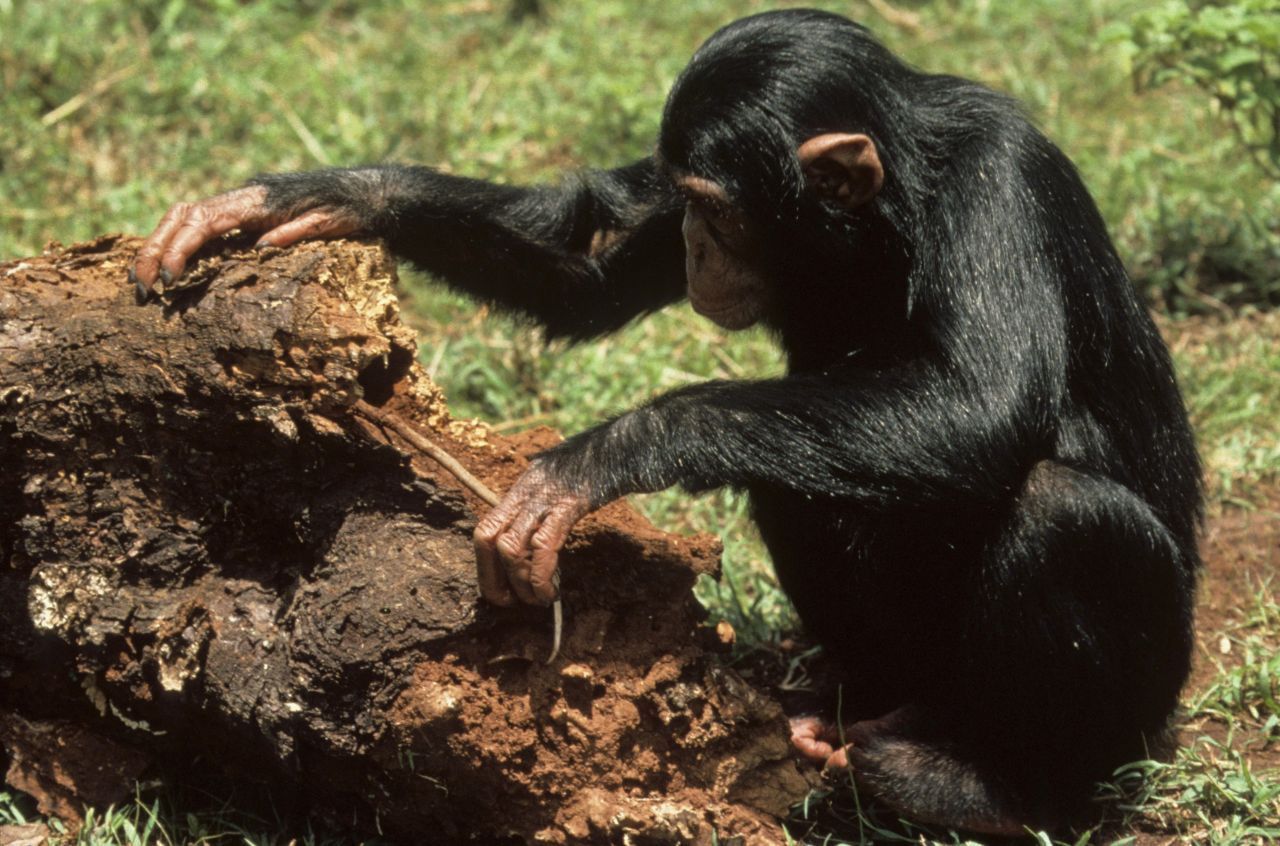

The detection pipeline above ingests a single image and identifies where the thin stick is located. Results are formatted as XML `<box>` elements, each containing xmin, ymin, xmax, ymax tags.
<box><xmin>355</xmin><ymin>400</ymin><xmax>498</xmax><ymax>505</ymax></box>
<box><xmin>352</xmin><ymin>400</ymin><xmax>563</xmax><ymax>663</ymax></box>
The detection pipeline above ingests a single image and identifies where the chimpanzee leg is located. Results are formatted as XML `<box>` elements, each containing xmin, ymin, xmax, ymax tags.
<box><xmin>823</xmin><ymin>461</ymin><xmax>1197</xmax><ymax>834</ymax></box>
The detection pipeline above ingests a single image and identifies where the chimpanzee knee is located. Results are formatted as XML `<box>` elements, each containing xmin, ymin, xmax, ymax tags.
<box><xmin>838</xmin><ymin>461</ymin><xmax>1196</xmax><ymax>831</ymax></box>
<box><xmin>961</xmin><ymin>460</ymin><xmax>1195</xmax><ymax>784</ymax></box>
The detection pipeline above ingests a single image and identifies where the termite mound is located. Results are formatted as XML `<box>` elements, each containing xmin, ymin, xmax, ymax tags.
<box><xmin>0</xmin><ymin>235</ymin><xmax>813</xmax><ymax>844</ymax></box>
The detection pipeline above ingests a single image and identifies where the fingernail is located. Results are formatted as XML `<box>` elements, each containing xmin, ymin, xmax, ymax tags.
<box><xmin>129</xmin><ymin>269</ymin><xmax>149</xmax><ymax>303</ymax></box>
<box><xmin>159</xmin><ymin>268</ymin><xmax>173</xmax><ymax>286</ymax></box>
<box><xmin>257</xmin><ymin>239</ymin><xmax>273</xmax><ymax>249</ymax></box>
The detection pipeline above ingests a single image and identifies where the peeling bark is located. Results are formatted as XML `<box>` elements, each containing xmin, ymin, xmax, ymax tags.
<box><xmin>0</xmin><ymin>236</ymin><xmax>812</xmax><ymax>844</ymax></box>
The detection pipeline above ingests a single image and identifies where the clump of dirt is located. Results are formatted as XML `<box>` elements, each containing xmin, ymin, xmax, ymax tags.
<box><xmin>361</xmin><ymin>409</ymin><xmax>814</xmax><ymax>844</ymax></box>
<box><xmin>0</xmin><ymin>713</ymin><xmax>150</xmax><ymax>823</ymax></box>
<box><xmin>347</xmin><ymin>320</ymin><xmax>817</xmax><ymax>845</ymax></box>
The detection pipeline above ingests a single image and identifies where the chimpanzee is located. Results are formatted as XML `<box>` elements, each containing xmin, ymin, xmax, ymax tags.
<box><xmin>131</xmin><ymin>9</ymin><xmax>1202</xmax><ymax>835</ymax></box>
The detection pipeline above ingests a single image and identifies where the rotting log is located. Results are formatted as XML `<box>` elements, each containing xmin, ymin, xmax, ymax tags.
<box><xmin>0</xmin><ymin>235</ymin><xmax>813</xmax><ymax>844</ymax></box>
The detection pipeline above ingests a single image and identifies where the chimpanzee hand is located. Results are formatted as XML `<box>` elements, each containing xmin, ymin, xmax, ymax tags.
<box><xmin>473</xmin><ymin>459</ymin><xmax>593</xmax><ymax>607</ymax></box>
<box><xmin>130</xmin><ymin>185</ymin><xmax>360</xmax><ymax>298</ymax></box>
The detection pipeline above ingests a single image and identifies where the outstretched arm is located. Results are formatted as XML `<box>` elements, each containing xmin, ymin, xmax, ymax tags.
<box><xmin>475</xmin><ymin>356</ymin><xmax>1057</xmax><ymax>607</ymax></box>
<box><xmin>131</xmin><ymin>159</ymin><xmax>687</xmax><ymax>339</ymax></box>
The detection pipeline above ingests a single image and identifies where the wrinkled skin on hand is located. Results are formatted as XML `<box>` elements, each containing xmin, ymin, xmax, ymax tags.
<box><xmin>129</xmin><ymin>186</ymin><xmax>359</xmax><ymax>297</ymax></box>
<box><xmin>473</xmin><ymin>459</ymin><xmax>593</xmax><ymax>607</ymax></box>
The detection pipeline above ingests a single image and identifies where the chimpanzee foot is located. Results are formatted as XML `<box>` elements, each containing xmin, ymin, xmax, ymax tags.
<box><xmin>789</xmin><ymin>714</ymin><xmax>843</xmax><ymax>765</ymax></box>
<box><xmin>792</xmin><ymin>710</ymin><xmax>1032</xmax><ymax>837</ymax></box>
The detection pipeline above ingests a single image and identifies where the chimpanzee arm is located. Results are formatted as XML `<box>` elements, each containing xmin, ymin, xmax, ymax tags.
<box><xmin>253</xmin><ymin>160</ymin><xmax>687</xmax><ymax>339</ymax></box>
<box><xmin>132</xmin><ymin>159</ymin><xmax>687</xmax><ymax>340</ymax></box>
<box><xmin>476</xmin><ymin>354</ymin><xmax>1056</xmax><ymax>606</ymax></box>
<box><xmin>541</xmin><ymin>366</ymin><xmax>1046</xmax><ymax>512</ymax></box>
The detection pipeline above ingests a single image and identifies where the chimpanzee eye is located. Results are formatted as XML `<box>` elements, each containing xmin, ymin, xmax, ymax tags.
<box><xmin>692</xmin><ymin>199</ymin><xmax>734</xmax><ymax>236</ymax></box>
<box><xmin>700</xmin><ymin>211</ymin><xmax>732</xmax><ymax>244</ymax></box>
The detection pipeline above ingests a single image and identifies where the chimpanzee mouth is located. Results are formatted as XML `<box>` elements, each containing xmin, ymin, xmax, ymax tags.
<box><xmin>690</xmin><ymin>295</ymin><xmax>763</xmax><ymax>330</ymax></box>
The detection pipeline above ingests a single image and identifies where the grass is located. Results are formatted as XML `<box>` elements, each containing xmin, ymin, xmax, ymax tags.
<box><xmin>2</xmin><ymin>0</ymin><xmax>1277</xmax><ymax>843</ymax></box>
<box><xmin>1163</xmin><ymin>312</ymin><xmax>1280</xmax><ymax>507</ymax></box>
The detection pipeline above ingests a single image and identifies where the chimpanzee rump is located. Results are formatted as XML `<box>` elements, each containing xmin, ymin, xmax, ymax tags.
<box><xmin>132</xmin><ymin>10</ymin><xmax>1201</xmax><ymax>834</ymax></box>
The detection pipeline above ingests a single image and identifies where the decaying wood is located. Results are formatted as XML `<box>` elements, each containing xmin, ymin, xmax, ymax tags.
<box><xmin>0</xmin><ymin>235</ymin><xmax>813</xmax><ymax>844</ymax></box>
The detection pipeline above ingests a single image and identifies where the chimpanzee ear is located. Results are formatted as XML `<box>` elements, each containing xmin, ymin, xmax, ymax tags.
<box><xmin>797</xmin><ymin>133</ymin><xmax>884</xmax><ymax>208</ymax></box>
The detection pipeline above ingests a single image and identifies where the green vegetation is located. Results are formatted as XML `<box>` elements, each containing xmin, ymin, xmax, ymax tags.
<box><xmin>1110</xmin><ymin>0</ymin><xmax>1280</xmax><ymax>177</ymax></box>
<box><xmin>2</xmin><ymin>0</ymin><xmax>1276</xmax><ymax>843</ymax></box>
<box><xmin>1107</xmin><ymin>0</ymin><xmax>1280</xmax><ymax>313</ymax></box>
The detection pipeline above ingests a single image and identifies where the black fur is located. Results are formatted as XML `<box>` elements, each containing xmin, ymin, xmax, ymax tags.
<box><xmin>252</xmin><ymin>10</ymin><xmax>1201</xmax><ymax>831</ymax></box>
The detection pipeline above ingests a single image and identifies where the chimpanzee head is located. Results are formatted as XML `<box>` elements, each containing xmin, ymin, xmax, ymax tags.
<box><xmin>656</xmin><ymin>9</ymin><xmax>920</xmax><ymax>330</ymax></box>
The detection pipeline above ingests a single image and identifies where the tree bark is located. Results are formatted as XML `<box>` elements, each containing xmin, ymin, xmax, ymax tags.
<box><xmin>0</xmin><ymin>235</ymin><xmax>811</xmax><ymax>844</ymax></box>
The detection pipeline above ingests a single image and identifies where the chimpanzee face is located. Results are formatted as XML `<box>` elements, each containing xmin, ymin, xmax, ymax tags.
<box><xmin>671</xmin><ymin>133</ymin><xmax>884</xmax><ymax>331</ymax></box>
<box><xmin>676</xmin><ymin>174</ymin><xmax>770</xmax><ymax>330</ymax></box>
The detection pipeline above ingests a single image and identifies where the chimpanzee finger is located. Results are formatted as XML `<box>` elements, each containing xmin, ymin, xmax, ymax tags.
<box><xmin>157</xmin><ymin>201</ymin><xmax>258</xmax><ymax>282</ymax></box>
<box><xmin>824</xmin><ymin>746</ymin><xmax>850</xmax><ymax>770</ymax></box>
<box><xmin>156</xmin><ymin>217</ymin><xmax>217</xmax><ymax>283</ymax></box>
<box><xmin>497</xmin><ymin>509</ymin><xmax>545</xmax><ymax>605</ymax></box>
<box><xmin>255</xmin><ymin>209</ymin><xmax>358</xmax><ymax>248</ymax></box>
<box><xmin>133</xmin><ymin>203</ymin><xmax>197</xmax><ymax>292</ymax></box>
<box><xmin>501</xmin><ymin>553</ymin><xmax>537</xmax><ymax>607</ymax></box>
<box><xmin>528</xmin><ymin>503</ymin><xmax>580</xmax><ymax>605</ymax></box>
<box><xmin>134</xmin><ymin>187</ymin><xmax>272</xmax><ymax>290</ymax></box>
<box><xmin>475</xmin><ymin>507</ymin><xmax>519</xmax><ymax>607</ymax></box>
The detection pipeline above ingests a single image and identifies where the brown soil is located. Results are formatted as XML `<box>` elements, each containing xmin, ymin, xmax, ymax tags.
<box><xmin>1182</xmin><ymin>488</ymin><xmax>1280</xmax><ymax>760</ymax></box>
